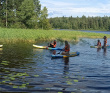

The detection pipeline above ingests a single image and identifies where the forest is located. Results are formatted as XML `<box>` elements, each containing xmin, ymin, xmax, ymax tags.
<box><xmin>0</xmin><ymin>0</ymin><xmax>110</xmax><ymax>31</ymax></box>
<box><xmin>0</xmin><ymin>0</ymin><xmax>51</xmax><ymax>29</ymax></box>
<box><xmin>49</xmin><ymin>16</ymin><xmax>110</xmax><ymax>31</ymax></box>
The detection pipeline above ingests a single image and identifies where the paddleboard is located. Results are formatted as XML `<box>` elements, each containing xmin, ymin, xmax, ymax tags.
<box><xmin>33</xmin><ymin>44</ymin><xmax>63</xmax><ymax>50</ymax></box>
<box><xmin>90</xmin><ymin>46</ymin><xmax>102</xmax><ymax>48</ymax></box>
<box><xmin>47</xmin><ymin>47</ymin><xmax>63</xmax><ymax>50</ymax></box>
<box><xmin>51</xmin><ymin>52</ymin><xmax>80</xmax><ymax>58</ymax></box>
<box><xmin>90</xmin><ymin>45</ymin><xmax>110</xmax><ymax>48</ymax></box>
<box><xmin>0</xmin><ymin>45</ymin><xmax>3</xmax><ymax>48</ymax></box>
<box><xmin>33</xmin><ymin>44</ymin><xmax>47</xmax><ymax>49</ymax></box>
<box><xmin>102</xmin><ymin>45</ymin><xmax>110</xmax><ymax>49</ymax></box>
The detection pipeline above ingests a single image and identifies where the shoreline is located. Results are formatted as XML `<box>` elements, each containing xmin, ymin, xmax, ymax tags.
<box><xmin>0</xmin><ymin>28</ymin><xmax>110</xmax><ymax>43</ymax></box>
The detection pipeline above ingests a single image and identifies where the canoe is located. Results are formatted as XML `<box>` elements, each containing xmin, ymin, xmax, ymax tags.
<box><xmin>33</xmin><ymin>44</ymin><xmax>47</xmax><ymax>49</ymax></box>
<box><xmin>51</xmin><ymin>52</ymin><xmax>80</xmax><ymax>58</ymax></box>
<box><xmin>0</xmin><ymin>45</ymin><xmax>3</xmax><ymax>48</ymax></box>
<box><xmin>33</xmin><ymin>44</ymin><xmax>63</xmax><ymax>50</ymax></box>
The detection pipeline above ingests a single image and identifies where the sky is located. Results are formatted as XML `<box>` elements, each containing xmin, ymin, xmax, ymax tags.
<box><xmin>40</xmin><ymin>0</ymin><xmax>110</xmax><ymax>18</ymax></box>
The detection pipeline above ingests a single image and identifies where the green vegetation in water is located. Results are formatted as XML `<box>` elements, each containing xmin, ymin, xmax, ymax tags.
<box><xmin>0</xmin><ymin>63</ymin><xmax>41</xmax><ymax>90</ymax></box>
<box><xmin>0</xmin><ymin>28</ymin><xmax>110</xmax><ymax>43</ymax></box>
<box><xmin>1</xmin><ymin>68</ymin><xmax>30</xmax><ymax>89</ymax></box>
<box><xmin>1</xmin><ymin>61</ymin><xmax>10</xmax><ymax>66</ymax></box>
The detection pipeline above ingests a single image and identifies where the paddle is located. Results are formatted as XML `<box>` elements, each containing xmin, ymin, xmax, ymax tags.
<box><xmin>57</xmin><ymin>50</ymin><xmax>62</xmax><ymax>54</ymax></box>
<box><xmin>57</xmin><ymin>49</ymin><xmax>64</xmax><ymax>54</ymax></box>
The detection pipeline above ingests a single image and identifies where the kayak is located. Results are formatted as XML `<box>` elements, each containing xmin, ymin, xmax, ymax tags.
<box><xmin>33</xmin><ymin>44</ymin><xmax>63</xmax><ymax>50</ymax></box>
<box><xmin>33</xmin><ymin>44</ymin><xmax>47</xmax><ymax>49</ymax></box>
<box><xmin>90</xmin><ymin>45</ymin><xmax>110</xmax><ymax>48</ymax></box>
<box><xmin>0</xmin><ymin>45</ymin><xmax>3</xmax><ymax>48</ymax></box>
<box><xmin>51</xmin><ymin>52</ymin><xmax>80</xmax><ymax>58</ymax></box>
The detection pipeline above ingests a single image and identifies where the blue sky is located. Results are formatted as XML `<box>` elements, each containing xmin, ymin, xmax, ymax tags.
<box><xmin>40</xmin><ymin>0</ymin><xmax>110</xmax><ymax>18</ymax></box>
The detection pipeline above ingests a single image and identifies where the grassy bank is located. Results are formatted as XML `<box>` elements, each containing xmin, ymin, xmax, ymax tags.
<box><xmin>0</xmin><ymin>28</ymin><xmax>110</xmax><ymax>43</ymax></box>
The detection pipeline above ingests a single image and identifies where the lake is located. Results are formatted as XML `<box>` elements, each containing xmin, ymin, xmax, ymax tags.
<box><xmin>81</xmin><ymin>30</ymin><xmax>110</xmax><ymax>34</ymax></box>
<box><xmin>0</xmin><ymin>38</ymin><xmax>110</xmax><ymax>93</ymax></box>
<box><xmin>55</xmin><ymin>29</ymin><xmax>110</xmax><ymax>34</ymax></box>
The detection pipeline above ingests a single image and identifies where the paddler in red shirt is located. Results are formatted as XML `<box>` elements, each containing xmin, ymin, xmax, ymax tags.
<box><xmin>62</xmin><ymin>41</ymin><xmax>70</xmax><ymax>55</ymax></box>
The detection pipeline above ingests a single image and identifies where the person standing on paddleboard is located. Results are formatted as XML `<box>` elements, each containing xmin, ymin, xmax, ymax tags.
<box><xmin>103</xmin><ymin>36</ymin><xmax>107</xmax><ymax>47</ymax></box>
<box><xmin>62</xmin><ymin>41</ymin><xmax>70</xmax><ymax>55</ymax></box>
<box><xmin>48</xmin><ymin>40</ymin><xmax>57</xmax><ymax>48</ymax></box>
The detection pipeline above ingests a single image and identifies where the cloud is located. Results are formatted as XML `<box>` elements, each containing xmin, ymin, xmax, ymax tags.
<box><xmin>40</xmin><ymin>0</ymin><xmax>110</xmax><ymax>17</ymax></box>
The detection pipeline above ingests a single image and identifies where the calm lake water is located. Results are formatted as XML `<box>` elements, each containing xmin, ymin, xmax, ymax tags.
<box><xmin>81</xmin><ymin>30</ymin><xmax>110</xmax><ymax>34</ymax></box>
<box><xmin>55</xmin><ymin>29</ymin><xmax>110</xmax><ymax>34</ymax></box>
<box><xmin>0</xmin><ymin>38</ymin><xmax>110</xmax><ymax>93</ymax></box>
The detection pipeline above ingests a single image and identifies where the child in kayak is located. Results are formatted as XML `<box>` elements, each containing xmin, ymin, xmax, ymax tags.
<box><xmin>48</xmin><ymin>40</ymin><xmax>57</xmax><ymax>48</ymax></box>
<box><xmin>103</xmin><ymin>36</ymin><xmax>107</xmax><ymax>47</ymax></box>
<box><xmin>97</xmin><ymin>39</ymin><xmax>101</xmax><ymax>47</ymax></box>
<box><xmin>62</xmin><ymin>41</ymin><xmax>70</xmax><ymax>55</ymax></box>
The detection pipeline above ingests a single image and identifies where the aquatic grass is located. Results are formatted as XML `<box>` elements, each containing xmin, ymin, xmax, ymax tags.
<box><xmin>0</xmin><ymin>28</ymin><xmax>110</xmax><ymax>43</ymax></box>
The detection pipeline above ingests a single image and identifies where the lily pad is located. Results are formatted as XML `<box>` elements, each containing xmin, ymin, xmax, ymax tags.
<box><xmin>74</xmin><ymin>79</ymin><xmax>78</xmax><ymax>82</ymax></box>
<box><xmin>66</xmin><ymin>81</ymin><xmax>73</xmax><ymax>85</ymax></box>
<box><xmin>13</xmin><ymin>86</ymin><xmax>18</xmax><ymax>88</ymax></box>
<box><xmin>34</xmin><ymin>75</ymin><xmax>39</xmax><ymax>77</ymax></box>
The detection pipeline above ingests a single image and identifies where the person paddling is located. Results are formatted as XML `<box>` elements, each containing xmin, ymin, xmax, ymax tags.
<box><xmin>48</xmin><ymin>40</ymin><xmax>57</xmax><ymax>48</ymax></box>
<box><xmin>97</xmin><ymin>39</ymin><xmax>101</xmax><ymax>47</ymax></box>
<box><xmin>103</xmin><ymin>36</ymin><xmax>107</xmax><ymax>47</ymax></box>
<box><xmin>61</xmin><ymin>41</ymin><xmax>70</xmax><ymax>55</ymax></box>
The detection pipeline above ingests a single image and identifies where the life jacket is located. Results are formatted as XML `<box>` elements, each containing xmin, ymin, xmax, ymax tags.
<box><xmin>104</xmin><ymin>38</ymin><xmax>107</xmax><ymax>44</ymax></box>
<box><xmin>97</xmin><ymin>42</ymin><xmax>101</xmax><ymax>46</ymax></box>
<box><xmin>105</xmin><ymin>39</ymin><xmax>107</xmax><ymax>44</ymax></box>
<box><xmin>65</xmin><ymin>45</ymin><xmax>70</xmax><ymax>52</ymax></box>
<box><xmin>53</xmin><ymin>41</ymin><xmax>56</xmax><ymax>48</ymax></box>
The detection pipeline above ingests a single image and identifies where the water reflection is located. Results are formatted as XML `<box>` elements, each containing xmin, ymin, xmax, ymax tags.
<box><xmin>1</xmin><ymin>42</ymin><xmax>33</xmax><ymax>62</ymax></box>
<box><xmin>97</xmin><ymin>48</ymin><xmax>101</xmax><ymax>52</ymax></box>
<box><xmin>63</xmin><ymin>57</ymin><xmax>69</xmax><ymax>75</ymax></box>
<box><xmin>0</xmin><ymin>48</ymin><xmax>3</xmax><ymax>61</ymax></box>
<box><xmin>0</xmin><ymin>41</ymin><xmax>34</xmax><ymax>92</ymax></box>
<box><xmin>103</xmin><ymin>48</ymin><xmax>107</xmax><ymax>56</ymax></box>
<box><xmin>52</xmin><ymin>50</ymin><xmax>56</xmax><ymax>55</ymax></box>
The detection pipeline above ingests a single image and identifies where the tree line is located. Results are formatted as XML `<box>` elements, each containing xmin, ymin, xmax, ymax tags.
<box><xmin>49</xmin><ymin>15</ymin><xmax>110</xmax><ymax>31</ymax></box>
<box><xmin>1</xmin><ymin>0</ymin><xmax>110</xmax><ymax>31</ymax></box>
<box><xmin>0</xmin><ymin>0</ymin><xmax>51</xmax><ymax>29</ymax></box>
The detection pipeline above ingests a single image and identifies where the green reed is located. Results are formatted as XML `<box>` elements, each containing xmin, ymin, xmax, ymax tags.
<box><xmin>0</xmin><ymin>28</ymin><xmax>110</xmax><ymax>43</ymax></box>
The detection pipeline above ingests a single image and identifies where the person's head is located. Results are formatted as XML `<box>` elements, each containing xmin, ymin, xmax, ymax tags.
<box><xmin>98</xmin><ymin>39</ymin><xmax>100</xmax><ymax>42</ymax></box>
<box><xmin>103</xmin><ymin>36</ymin><xmax>107</xmax><ymax>39</ymax></box>
<box><xmin>54</xmin><ymin>40</ymin><xmax>56</xmax><ymax>44</ymax></box>
<box><xmin>65</xmin><ymin>41</ymin><xmax>68</xmax><ymax>45</ymax></box>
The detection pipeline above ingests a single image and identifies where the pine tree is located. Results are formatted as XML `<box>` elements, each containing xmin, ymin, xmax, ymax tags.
<box><xmin>17</xmin><ymin>0</ymin><xmax>37</xmax><ymax>28</ymax></box>
<box><xmin>39</xmin><ymin>7</ymin><xmax>51</xmax><ymax>29</ymax></box>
